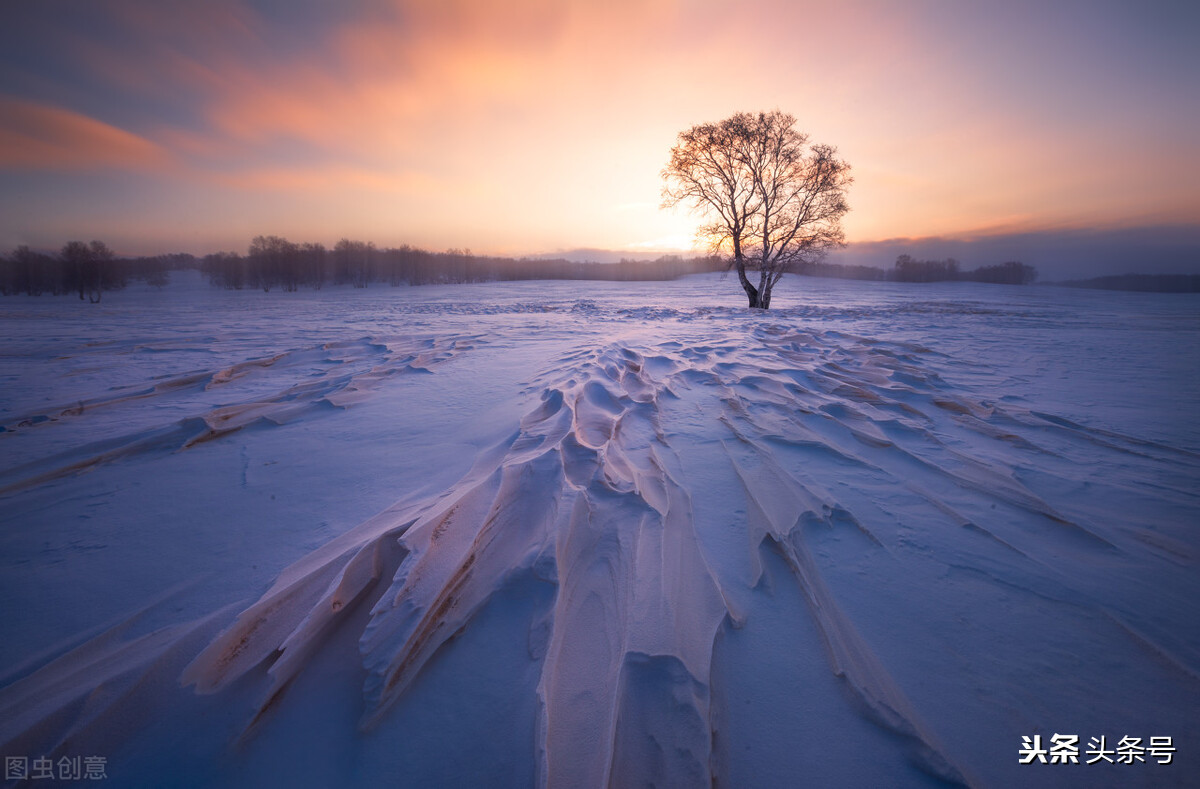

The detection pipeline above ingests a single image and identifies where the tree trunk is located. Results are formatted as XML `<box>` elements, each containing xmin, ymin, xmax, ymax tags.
<box><xmin>734</xmin><ymin>254</ymin><xmax>760</xmax><ymax>308</ymax></box>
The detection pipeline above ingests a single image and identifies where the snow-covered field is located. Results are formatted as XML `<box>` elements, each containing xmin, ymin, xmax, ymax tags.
<box><xmin>1</xmin><ymin>271</ymin><xmax>1197</xmax><ymax>788</ymax></box>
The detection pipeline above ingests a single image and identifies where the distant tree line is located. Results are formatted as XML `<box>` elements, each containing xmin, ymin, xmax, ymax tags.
<box><xmin>790</xmin><ymin>256</ymin><xmax>1038</xmax><ymax>285</ymax></box>
<box><xmin>200</xmin><ymin>236</ymin><xmax>728</xmax><ymax>291</ymax></box>
<box><xmin>1</xmin><ymin>237</ymin><xmax>726</xmax><ymax>298</ymax></box>
<box><xmin>793</xmin><ymin>260</ymin><xmax>889</xmax><ymax>280</ymax></box>
<box><xmin>888</xmin><ymin>256</ymin><xmax>1037</xmax><ymax>284</ymax></box>
<box><xmin>1054</xmin><ymin>274</ymin><xmax>1200</xmax><ymax>293</ymax></box>
<box><xmin>0</xmin><ymin>242</ymin><xmax>175</xmax><ymax>300</ymax></box>
<box><xmin>3</xmin><ymin>237</ymin><xmax>1047</xmax><ymax>299</ymax></box>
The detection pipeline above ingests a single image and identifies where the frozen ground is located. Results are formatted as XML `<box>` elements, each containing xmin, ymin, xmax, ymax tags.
<box><xmin>1</xmin><ymin>271</ymin><xmax>1197</xmax><ymax>787</ymax></box>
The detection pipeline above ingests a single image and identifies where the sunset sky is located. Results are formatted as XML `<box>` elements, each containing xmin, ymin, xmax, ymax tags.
<box><xmin>1</xmin><ymin>0</ymin><xmax>1197</xmax><ymax>268</ymax></box>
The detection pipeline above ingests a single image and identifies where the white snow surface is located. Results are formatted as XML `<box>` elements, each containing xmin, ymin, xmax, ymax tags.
<box><xmin>1</xmin><ymin>272</ymin><xmax>1198</xmax><ymax>787</ymax></box>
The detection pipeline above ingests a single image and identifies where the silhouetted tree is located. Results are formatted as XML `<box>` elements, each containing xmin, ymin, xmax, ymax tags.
<box><xmin>60</xmin><ymin>240</ymin><xmax>119</xmax><ymax>302</ymax></box>
<box><xmin>2</xmin><ymin>246</ymin><xmax>62</xmax><ymax>295</ymax></box>
<box><xmin>203</xmin><ymin>251</ymin><xmax>247</xmax><ymax>289</ymax></box>
<box><xmin>891</xmin><ymin>255</ymin><xmax>960</xmax><ymax>282</ymax></box>
<box><xmin>299</xmin><ymin>242</ymin><xmax>329</xmax><ymax>289</ymax></box>
<box><xmin>333</xmin><ymin>239</ymin><xmax>375</xmax><ymax>287</ymax></box>
<box><xmin>248</xmin><ymin>235</ymin><xmax>301</xmax><ymax>291</ymax></box>
<box><xmin>132</xmin><ymin>253</ymin><xmax>184</xmax><ymax>288</ymax></box>
<box><xmin>89</xmin><ymin>241</ymin><xmax>121</xmax><ymax>300</ymax></box>
<box><xmin>62</xmin><ymin>241</ymin><xmax>90</xmax><ymax>300</ymax></box>
<box><xmin>970</xmin><ymin>261</ymin><xmax>1037</xmax><ymax>285</ymax></box>
<box><xmin>663</xmin><ymin>110</ymin><xmax>852</xmax><ymax>309</ymax></box>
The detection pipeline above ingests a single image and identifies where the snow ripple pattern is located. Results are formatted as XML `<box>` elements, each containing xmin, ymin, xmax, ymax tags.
<box><xmin>0</xmin><ymin>334</ymin><xmax>478</xmax><ymax>494</ymax></box>
<box><xmin>175</xmin><ymin>323</ymin><xmax>1198</xmax><ymax>787</ymax></box>
<box><xmin>4</xmin><ymin>304</ymin><xmax>1197</xmax><ymax>787</ymax></box>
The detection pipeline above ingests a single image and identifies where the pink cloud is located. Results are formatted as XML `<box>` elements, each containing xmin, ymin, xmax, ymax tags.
<box><xmin>211</xmin><ymin>164</ymin><xmax>440</xmax><ymax>194</ymax></box>
<box><xmin>0</xmin><ymin>98</ymin><xmax>170</xmax><ymax>172</ymax></box>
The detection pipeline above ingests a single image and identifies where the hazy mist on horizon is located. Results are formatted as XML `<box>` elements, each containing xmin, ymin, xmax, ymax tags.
<box><xmin>1</xmin><ymin>0</ymin><xmax>1197</xmax><ymax>276</ymax></box>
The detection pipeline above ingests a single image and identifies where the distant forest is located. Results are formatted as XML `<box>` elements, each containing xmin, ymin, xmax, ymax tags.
<box><xmin>0</xmin><ymin>237</ymin><xmax>728</xmax><ymax>298</ymax></box>
<box><xmin>805</xmin><ymin>258</ymin><xmax>1200</xmax><ymax>292</ymax></box>
<box><xmin>5</xmin><ymin>237</ymin><xmax>1193</xmax><ymax>297</ymax></box>
<box><xmin>1051</xmin><ymin>274</ymin><xmax>1200</xmax><ymax>293</ymax></box>
<box><xmin>798</xmin><ymin>256</ymin><xmax>1039</xmax><ymax>285</ymax></box>
<box><xmin>0</xmin><ymin>242</ymin><xmax>173</xmax><ymax>301</ymax></box>
<box><xmin>199</xmin><ymin>237</ymin><xmax>728</xmax><ymax>291</ymax></box>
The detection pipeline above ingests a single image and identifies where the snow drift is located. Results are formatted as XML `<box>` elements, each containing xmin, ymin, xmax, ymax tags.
<box><xmin>1</xmin><ymin>275</ymin><xmax>1197</xmax><ymax>787</ymax></box>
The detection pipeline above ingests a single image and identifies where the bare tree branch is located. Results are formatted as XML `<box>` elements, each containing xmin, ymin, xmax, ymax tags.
<box><xmin>663</xmin><ymin>111</ymin><xmax>851</xmax><ymax>308</ymax></box>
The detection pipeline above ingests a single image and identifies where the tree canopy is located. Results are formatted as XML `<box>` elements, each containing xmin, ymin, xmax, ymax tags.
<box><xmin>662</xmin><ymin>111</ymin><xmax>851</xmax><ymax>308</ymax></box>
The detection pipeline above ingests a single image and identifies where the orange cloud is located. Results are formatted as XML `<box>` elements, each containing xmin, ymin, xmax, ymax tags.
<box><xmin>3</xmin><ymin>0</ymin><xmax>1195</xmax><ymax>256</ymax></box>
<box><xmin>0</xmin><ymin>98</ymin><xmax>170</xmax><ymax>172</ymax></box>
<box><xmin>211</xmin><ymin>165</ymin><xmax>441</xmax><ymax>194</ymax></box>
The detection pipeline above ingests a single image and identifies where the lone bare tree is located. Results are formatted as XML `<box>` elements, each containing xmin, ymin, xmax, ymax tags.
<box><xmin>662</xmin><ymin>111</ymin><xmax>851</xmax><ymax>309</ymax></box>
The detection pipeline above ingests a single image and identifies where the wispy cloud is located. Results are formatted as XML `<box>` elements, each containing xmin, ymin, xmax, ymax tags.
<box><xmin>210</xmin><ymin>165</ymin><xmax>442</xmax><ymax>194</ymax></box>
<box><xmin>0</xmin><ymin>0</ymin><xmax>1197</xmax><ymax>257</ymax></box>
<box><xmin>0</xmin><ymin>97</ymin><xmax>169</xmax><ymax>171</ymax></box>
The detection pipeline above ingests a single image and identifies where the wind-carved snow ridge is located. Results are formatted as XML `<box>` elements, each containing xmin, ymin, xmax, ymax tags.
<box><xmin>0</xmin><ymin>580</ymin><xmax>233</xmax><ymax>768</ymax></box>
<box><xmin>180</xmin><ymin>340</ymin><xmax>733</xmax><ymax>785</ymax></box>
<box><xmin>70</xmin><ymin>320</ymin><xmax>1193</xmax><ymax>787</ymax></box>
<box><xmin>0</xmin><ymin>334</ymin><xmax>480</xmax><ymax>495</ymax></box>
<box><xmin>6</xmin><ymin>280</ymin><xmax>1200</xmax><ymax>788</ymax></box>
